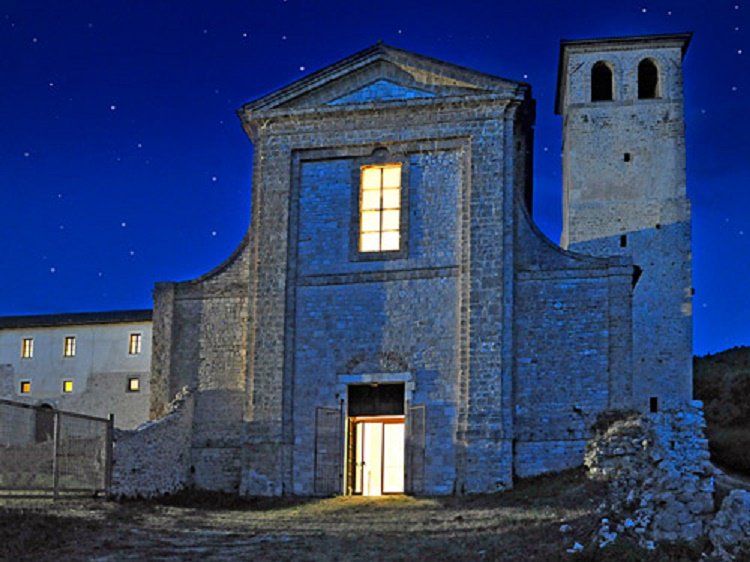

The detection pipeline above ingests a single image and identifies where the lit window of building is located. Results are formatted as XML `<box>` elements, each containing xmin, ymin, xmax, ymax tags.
<box><xmin>128</xmin><ymin>333</ymin><xmax>142</xmax><ymax>355</ymax></box>
<box><xmin>62</xmin><ymin>380</ymin><xmax>74</xmax><ymax>393</ymax></box>
<box><xmin>63</xmin><ymin>336</ymin><xmax>76</xmax><ymax>357</ymax></box>
<box><xmin>359</xmin><ymin>164</ymin><xmax>402</xmax><ymax>253</ymax></box>
<box><xmin>19</xmin><ymin>380</ymin><xmax>31</xmax><ymax>394</ymax></box>
<box><xmin>21</xmin><ymin>338</ymin><xmax>33</xmax><ymax>359</ymax></box>
<box><xmin>127</xmin><ymin>377</ymin><xmax>140</xmax><ymax>392</ymax></box>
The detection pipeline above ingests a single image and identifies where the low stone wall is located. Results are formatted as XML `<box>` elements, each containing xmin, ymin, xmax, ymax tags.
<box><xmin>578</xmin><ymin>401</ymin><xmax>750</xmax><ymax>560</ymax></box>
<box><xmin>584</xmin><ymin>402</ymin><xmax>715</xmax><ymax>546</ymax></box>
<box><xmin>111</xmin><ymin>387</ymin><xmax>194</xmax><ymax>498</ymax></box>
<box><xmin>709</xmin><ymin>489</ymin><xmax>750</xmax><ymax>560</ymax></box>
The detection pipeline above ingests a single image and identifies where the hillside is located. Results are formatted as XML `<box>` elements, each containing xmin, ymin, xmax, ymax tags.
<box><xmin>694</xmin><ymin>346</ymin><xmax>750</xmax><ymax>474</ymax></box>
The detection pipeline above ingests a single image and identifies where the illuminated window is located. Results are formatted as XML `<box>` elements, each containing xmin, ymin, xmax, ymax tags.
<box><xmin>19</xmin><ymin>380</ymin><xmax>31</xmax><ymax>394</ymax></box>
<box><xmin>128</xmin><ymin>333</ymin><xmax>142</xmax><ymax>355</ymax></box>
<box><xmin>63</xmin><ymin>336</ymin><xmax>76</xmax><ymax>357</ymax></box>
<box><xmin>21</xmin><ymin>338</ymin><xmax>33</xmax><ymax>359</ymax></box>
<box><xmin>359</xmin><ymin>164</ymin><xmax>402</xmax><ymax>253</ymax></box>
<box><xmin>127</xmin><ymin>377</ymin><xmax>140</xmax><ymax>392</ymax></box>
<box><xmin>62</xmin><ymin>380</ymin><xmax>74</xmax><ymax>393</ymax></box>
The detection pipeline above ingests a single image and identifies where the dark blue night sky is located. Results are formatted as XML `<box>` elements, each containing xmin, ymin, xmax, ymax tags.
<box><xmin>1</xmin><ymin>0</ymin><xmax>747</xmax><ymax>355</ymax></box>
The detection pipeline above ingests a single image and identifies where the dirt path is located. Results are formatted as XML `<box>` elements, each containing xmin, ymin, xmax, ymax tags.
<box><xmin>0</xmin><ymin>470</ymin><xmax>702</xmax><ymax>561</ymax></box>
<box><xmin>1</xmin><ymin>472</ymin><xmax>602</xmax><ymax>561</ymax></box>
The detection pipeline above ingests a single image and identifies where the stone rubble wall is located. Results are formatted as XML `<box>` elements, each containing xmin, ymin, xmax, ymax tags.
<box><xmin>582</xmin><ymin>402</ymin><xmax>750</xmax><ymax>559</ymax></box>
<box><xmin>584</xmin><ymin>401</ymin><xmax>715</xmax><ymax>546</ymax></box>
<box><xmin>111</xmin><ymin>387</ymin><xmax>194</xmax><ymax>498</ymax></box>
<box><xmin>708</xmin><ymin>489</ymin><xmax>750</xmax><ymax>561</ymax></box>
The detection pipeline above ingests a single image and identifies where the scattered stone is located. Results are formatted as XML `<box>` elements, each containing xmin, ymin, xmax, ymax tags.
<box><xmin>566</xmin><ymin>542</ymin><xmax>584</xmax><ymax>554</ymax></box>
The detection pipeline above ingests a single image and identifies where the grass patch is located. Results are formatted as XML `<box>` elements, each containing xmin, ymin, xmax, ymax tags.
<box><xmin>694</xmin><ymin>347</ymin><xmax>750</xmax><ymax>477</ymax></box>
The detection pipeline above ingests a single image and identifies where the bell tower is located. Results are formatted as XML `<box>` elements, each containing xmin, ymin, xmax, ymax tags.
<box><xmin>556</xmin><ymin>33</ymin><xmax>693</xmax><ymax>410</ymax></box>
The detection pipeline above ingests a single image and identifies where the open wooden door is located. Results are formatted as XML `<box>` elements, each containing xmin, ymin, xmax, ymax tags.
<box><xmin>405</xmin><ymin>404</ymin><xmax>425</xmax><ymax>494</ymax></box>
<box><xmin>314</xmin><ymin>407</ymin><xmax>342</xmax><ymax>495</ymax></box>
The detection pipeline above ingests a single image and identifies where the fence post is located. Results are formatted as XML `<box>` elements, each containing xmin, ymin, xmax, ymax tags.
<box><xmin>105</xmin><ymin>413</ymin><xmax>114</xmax><ymax>496</ymax></box>
<box><xmin>52</xmin><ymin>409</ymin><xmax>61</xmax><ymax>499</ymax></box>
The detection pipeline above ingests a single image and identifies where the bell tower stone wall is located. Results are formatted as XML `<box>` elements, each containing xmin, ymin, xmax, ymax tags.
<box><xmin>557</xmin><ymin>34</ymin><xmax>693</xmax><ymax>411</ymax></box>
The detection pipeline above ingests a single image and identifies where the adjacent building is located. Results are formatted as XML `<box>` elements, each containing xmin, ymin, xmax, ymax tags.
<box><xmin>0</xmin><ymin>310</ymin><xmax>152</xmax><ymax>429</ymax></box>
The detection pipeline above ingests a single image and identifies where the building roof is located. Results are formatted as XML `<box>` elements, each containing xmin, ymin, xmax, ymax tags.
<box><xmin>0</xmin><ymin>309</ymin><xmax>153</xmax><ymax>329</ymax></box>
<box><xmin>239</xmin><ymin>42</ymin><xmax>529</xmax><ymax>117</ymax></box>
<box><xmin>554</xmin><ymin>32</ymin><xmax>693</xmax><ymax>114</ymax></box>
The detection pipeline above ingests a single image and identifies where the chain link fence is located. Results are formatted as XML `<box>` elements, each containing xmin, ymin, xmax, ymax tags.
<box><xmin>0</xmin><ymin>398</ymin><xmax>112</xmax><ymax>497</ymax></box>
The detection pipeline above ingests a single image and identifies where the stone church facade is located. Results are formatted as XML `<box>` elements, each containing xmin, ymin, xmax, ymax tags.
<box><xmin>149</xmin><ymin>33</ymin><xmax>693</xmax><ymax>496</ymax></box>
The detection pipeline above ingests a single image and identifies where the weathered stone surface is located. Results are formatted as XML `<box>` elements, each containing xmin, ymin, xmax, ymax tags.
<box><xmin>560</xmin><ymin>36</ymin><xmax>693</xmax><ymax>413</ymax></box>
<box><xmin>708</xmin><ymin>490</ymin><xmax>750</xmax><ymax>561</ymax></box>
<box><xmin>112</xmin><ymin>387</ymin><xmax>194</xmax><ymax>498</ymax></box>
<box><xmin>583</xmin><ymin>403</ymin><xmax>714</xmax><ymax>548</ymax></box>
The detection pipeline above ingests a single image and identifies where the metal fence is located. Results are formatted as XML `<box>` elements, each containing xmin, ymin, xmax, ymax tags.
<box><xmin>0</xmin><ymin>398</ymin><xmax>113</xmax><ymax>497</ymax></box>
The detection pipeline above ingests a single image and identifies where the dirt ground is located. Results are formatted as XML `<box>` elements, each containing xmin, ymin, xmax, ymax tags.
<box><xmin>0</xmin><ymin>470</ymin><xmax>702</xmax><ymax>561</ymax></box>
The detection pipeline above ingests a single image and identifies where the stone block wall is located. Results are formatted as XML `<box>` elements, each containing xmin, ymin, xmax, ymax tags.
<box><xmin>287</xmin><ymin>146</ymin><xmax>465</xmax><ymax>495</ymax></box>
<box><xmin>559</xmin><ymin>37</ymin><xmax>692</xmax><ymax>413</ymax></box>
<box><xmin>572</xmin><ymin>219</ymin><xmax>692</xmax><ymax>412</ymax></box>
<box><xmin>237</xmin><ymin>87</ymin><xmax>528</xmax><ymax>495</ymax></box>
<box><xmin>111</xmin><ymin>388</ymin><xmax>194</xmax><ymax>498</ymax></box>
<box><xmin>150</xmin><ymin>232</ymin><xmax>251</xmax><ymax>491</ymax></box>
<box><xmin>514</xmin><ymin>204</ymin><xmax>634</xmax><ymax>477</ymax></box>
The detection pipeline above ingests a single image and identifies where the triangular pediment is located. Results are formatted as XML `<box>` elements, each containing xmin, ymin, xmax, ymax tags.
<box><xmin>327</xmin><ymin>79</ymin><xmax>434</xmax><ymax>105</ymax></box>
<box><xmin>241</xmin><ymin>43</ymin><xmax>527</xmax><ymax>115</ymax></box>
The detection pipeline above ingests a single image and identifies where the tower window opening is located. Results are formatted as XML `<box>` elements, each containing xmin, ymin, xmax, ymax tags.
<box><xmin>591</xmin><ymin>61</ymin><xmax>614</xmax><ymax>102</ymax></box>
<box><xmin>638</xmin><ymin>59</ymin><xmax>659</xmax><ymax>99</ymax></box>
<box><xmin>620</xmin><ymin>235</ymin><xmax>627</xmax><ymax>248</ymax></box>
<box><xmin>624</xmin><ymin>152</ymin><xmax>631</xmax><ymax>162</ymax></box>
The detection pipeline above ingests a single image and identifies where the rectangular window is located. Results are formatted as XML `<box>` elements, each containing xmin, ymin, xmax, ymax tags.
<box><xmin>63</xmin><ymin>336</ymin><xmax>76</xmax><ymax>357</ymax></box>
<box><xmin>128</xmin><ymin>333</ymin><xmax>142</xmax><ymax>355</ymax></box>
<box><xmin>21</xmin><ymin>338</ymin><xmax>33</xmax><ymax>359</ymax></box>
<box><xmin>650</xmin><ymin>396</ymin><xmax>659</xmax><ymax>413</ymax></box>
<box><xmin>359</xmin><ymin>164</ymin><xmax>401</xmax><ymax>253</ymax></box>
<box><xmin>19</xmin><ymin>380</ymin><xmax>31</xmax><ymax>394</ymax></box>
<box><xmin>62</xmin><ymin>380</ymin><xmax>74</xmax><ymax>393</ymax></box>
<box><xmin>127</xmin><ymin>377</ymin><xmax>140</xmax><ymax>392</ymax></box>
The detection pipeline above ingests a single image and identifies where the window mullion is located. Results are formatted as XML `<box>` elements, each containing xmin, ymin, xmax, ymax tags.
<box><xmin>379</xmin><ymin>168</ymin><xmax>385</xmax><ymax>250</ymax></box>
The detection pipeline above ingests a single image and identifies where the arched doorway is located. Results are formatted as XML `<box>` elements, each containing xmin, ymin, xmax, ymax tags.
<box><xmin>35</xmin><ymin>404</ymin><xmax>55</xmax><ymax>443</ymax></box>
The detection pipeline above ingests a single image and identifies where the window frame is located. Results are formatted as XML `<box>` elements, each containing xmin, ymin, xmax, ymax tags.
<box><xmin>63</xmin><ymin>336</ymin><xmax>76</xmax><ymax>358</ymax></box>
<box><xmin>128</xmin><ymin>333</ymin><xmax>142</xmax><ymax>355</ymax></box>
<box><xmin>62</xmin><ymin>379</ymin><xmax>74</xmax><ymax>393</ymax></box>
<box><xmin>127</xmin><ymin>376</ymin><xmax>140</xmax><ymax>392</ymax></box>
<box><xmin>349</xmin><ymin>150</ymin><xmax>410</xmax><ymax>262</ymax></box>
<box><xmin>19</xmin><ymin>380</ymin><xmax>31</xmax><ymax>394</ymax></box>
<box><xmin>21</xmin><ymin>337</ymin><xmax>33</xmax><ymax>359</ymax></box>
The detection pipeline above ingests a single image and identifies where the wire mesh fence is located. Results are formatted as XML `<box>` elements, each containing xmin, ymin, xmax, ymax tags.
<box><xmin>0</xmin><ymin>398</ymin><xmax>112</xmax><ymax>497</ymax></box>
